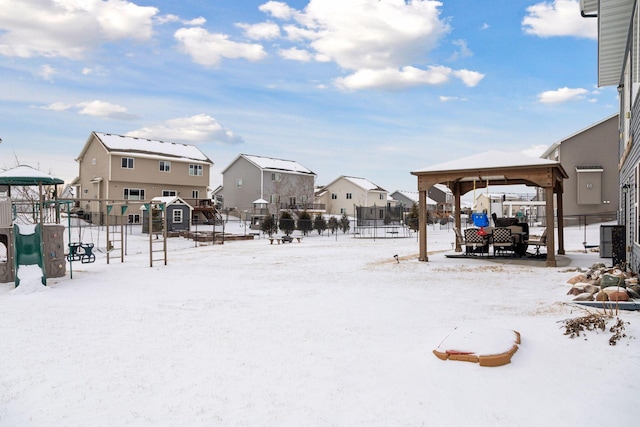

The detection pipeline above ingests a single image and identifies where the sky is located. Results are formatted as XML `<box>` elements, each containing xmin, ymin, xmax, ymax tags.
<box><xmin>0</xmin><ymin>0</ymin><xmax>613</xmax><ymax>193</ymax></box>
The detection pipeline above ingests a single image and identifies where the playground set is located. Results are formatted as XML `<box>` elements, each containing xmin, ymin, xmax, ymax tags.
<box><xmin>0</xmin><ymin>166</ymin><xmax>172</xmax><ymax>286</ymax></box>
<box><xmin>0</xmin><ymin>166</ymin><xmax>68</xmax><ymax>287</ymax></box>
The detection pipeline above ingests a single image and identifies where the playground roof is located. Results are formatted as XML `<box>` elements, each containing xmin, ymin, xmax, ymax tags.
<box><xmin>0</xmin><ymin>165</ymin><xmax>64</xmax><ymax>186</ymax></box>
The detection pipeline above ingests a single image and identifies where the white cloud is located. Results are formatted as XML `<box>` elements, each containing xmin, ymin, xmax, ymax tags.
<box><xmin>480</xmin><ymin>23</ymin><xmax>490</xmax><ymax>30</ymax></box>
<box><xmin>439</xmin><ymin>96</ymin><xmax>467</xmax><ymax>102</ymax></box>
<box><xmin>259</xmin><ymin>1</ymin><xmax>298</xmax><ymax>20</ymax></box>
<box><xmin>522</xmin><ymin>0</ymin><xmax>596</xmax><ymax>39</ymax></box>
<box><xmin>450</xmin><ymin>39</ymin><xmax>472</xmax><ymax>61</ymax></box>
<box><xmin>174</xmin><ymin>27</ymin><xmax>267</xmax><ymax>67</ymax></box>
<box><xmin>335</xmin><ymin>66</ymin><xmax>452</xmax><ymax>90</ymax></box>
<box><xmin>537</xmin><ymin>87</ymin><xmax>589</xmax><ymax>103</ymax></box>
<box><xmin>250</xmin><ymin>0</ymin><xmax>484</xmax><ymax>91</ymax></box>
<box><xmin>453</xmin><ymin>69</ymin><xmax>484</xmax><ymax>87</ymax></box>
<box><xmin>77</xmin><ymin>100</ymin><xmax>138</xmax><ymax>120</ymax></box>
<box><xmin>126</xmin><ymin>114</ymin><xmax>244</xmax><ymax>145</ymax></box>
<box><xmin>236</xmin><ymin>22</ymin><xmax>281</xmax><ymax>40</ymax></box>
<box><xmin>40</xmin><ymin>102</ymin><xmax>73</xmax><ymax>111</ymax></box>
<box><xmin>278</xmin><ymin>47</ymin><xmax>312</xmax><ymax>62</ymax></box>
<box><xmin>38</xmin><ymin>64</ymin><xmax>57</xmax><ymax>81</ymax></box>
<box><xmin>155</xmin><ymin>14</ymin><xmax>205</xmax><ymax>26</ymax></box>
<box><xmin>0</xmin><ymin>0</ymin><xmax>158</xmax><ymax>59</ymax></box>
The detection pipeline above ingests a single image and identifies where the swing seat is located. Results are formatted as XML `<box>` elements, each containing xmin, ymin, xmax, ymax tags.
<box><xmin>67</xmin><ymin>243</ymin><xmax>83</xmax><ymax>262</ymax></box>
<box><xmin>67</xmin><ymin>242</ymin><xmax>96</xmax><ymax>263</ymax></box>
<box><xmin>80</xmin><ymin>243</ymin><xmax>95</xmax><ymax>263</ymax></box>
<box><xmin>471</xmin><ymin>213</ymin><xmax>489</xmax><ymax>228</ymax></box>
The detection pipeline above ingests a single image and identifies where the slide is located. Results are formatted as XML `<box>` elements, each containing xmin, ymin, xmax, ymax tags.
<box><xmin>13</xmin><ymin>223</ymin><xmax>46</xmax><ymax>287</ymax></box>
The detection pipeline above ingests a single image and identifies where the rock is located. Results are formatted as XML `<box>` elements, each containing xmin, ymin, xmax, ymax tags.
<box><xmin>595</xmin><ymin>291</ymin><xmax>609</xmax><ymax>301</ymax></box>
<box><xmin>567</xmin><ymin>274</ymin><xmax>588</xmax><ymax>285</ymax></box>
<box><xmin>608</xmin><ymin>291</ymin><xmax>629</xmax><ymax>302</ymax></box>
<box><xmin>584</xmin><ymin>284</ymin><xmax>600</xmax><ymax>295</ymax></box>
<box><xmin>567</xmin><ymin>285</ymin><xmax>586</xmax><ymax>296</ymax></box>
<box><xmin>602</xmin><ymin>286</ymin><xmax>626</xmax><ymax>295</ymax></box>
<box><xmin>626</xmin><ymin>288</ymin><xmax>640</xmax><ymax>299</ymax></box>
<box><xmin>573</xmin><ymin>292</ymin><xmax>594</xmax><ymax>301</ymax></box>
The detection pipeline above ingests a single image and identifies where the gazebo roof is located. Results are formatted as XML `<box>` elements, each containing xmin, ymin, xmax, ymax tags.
<box><xmin>0</xmin><ymin>165</ymin><xmax>64</xmax><ymax>186</ymax></box>
<box><xmin>411</xmin><ymin>151</ymin><xmax>567</xmax><ymax>193</ymax></box>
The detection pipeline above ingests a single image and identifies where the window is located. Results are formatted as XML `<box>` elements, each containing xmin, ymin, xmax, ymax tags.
<box><xmin>340</xmin><ymin>208</ymin><xmax>346</xmax><ymax>214</ymax></box>
<box><xmin>189</xmin><ymin>164</ymin><xmax>203</xmax><ymax>176</ymax></box>
<box><xmin>128</xmin><ymin>214</ymin><xmax>141</xmax><ymax>224</ymax></box>
<box><xmin>289</xmin><ymin>197</ymin><xmax>296</xmax><ymax>206</ymax></box>
<box><xmin>331</xmin><ymin>193</ymin><xmax>337</xmax><ymax>200</ymax></box>
<box><xmin>160</xmin><ymin>161</ymin><xmax>171</xmax><ymax>172</ymax></box>
<box><xmin>379</xmin><ymin>194</ymin><xmax>384</xmax><ymax>200</ymax></box>
<box><xmin>346</xmin><ymin>193</ymin><xmax>352</xmax><ymax>200</ymax></box>
<box><xmin>192</xmin><ymin>190</ymin><xmax>199</xmax><ymax>199</ymax></box>
<box><xmin>173</xmin><ymin>209</ymin><xmax>183</xmax><ymax>223</ymax></box>
<box><xmin>270</xmin><ymin>194</ymin><xmax>280</xmax><ymax>203</ymax></box>
<box><xmin>121</xmin><ymin>157</ymin><xmax>134</xmax><ymax>169</ymax></box>
<box><xmin>92</xmin><ymin>158</ymin><xmax>96</xmax><ymax>165</ymax></box>
<box><xmin>271</xmin><ymin>172</ymin><xmax>281</xmax><ymax>181</ymax></box>
<box><xmin>236</xmin><ymin>179</ymin><xmax>242</xmax><ymax>188</ymax></box>
<box><xmin>124</xmin><ymin>188</ymin><xmax>145</xmax><ymax>200</ymax></box>
<box><xmin>162</xmin><ymin>190</ymin><xmax>176</xmax><ymax>197</ymax></box>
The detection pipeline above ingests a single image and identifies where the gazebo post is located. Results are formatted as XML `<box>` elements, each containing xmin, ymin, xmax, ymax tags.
<box><xmin>418</xmin><ymin>189</ymin><xmax>428</xmax><ymax>261</ymax></box>
<box><xmin>454</xmin><ymin>185</ymin><xmax>462</xmax><ymax>252</ymax></box>
<box><xmin>545</xmin><ymin>186</ymin><xmax>556</xmax><ymax>267</ymax></box>
<box><xmin>556</xmin><ymin>181</ymin><xmax>565</xmax><ymax>255</ymax></box>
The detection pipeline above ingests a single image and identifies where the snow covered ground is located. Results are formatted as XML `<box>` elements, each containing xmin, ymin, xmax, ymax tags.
<box><xmin>1</xmin><ymin>221</ymin><xmax>639</xmax><ymax>426</ymax></box>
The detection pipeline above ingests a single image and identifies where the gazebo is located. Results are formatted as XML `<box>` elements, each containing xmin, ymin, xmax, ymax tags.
<box><xmin>411</xmin><ymin>151</ymin><xmax>568</xmax><ymax>267</ymax></box>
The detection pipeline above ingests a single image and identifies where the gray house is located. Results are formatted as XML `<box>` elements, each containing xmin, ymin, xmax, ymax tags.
<box><xmin>220</xmin><ymin>154</ymin><xmax>317</xmax><ymax>220</ymax></box>
<box><xmin>582</xmin><ymin>1</ymin><xmax>634</xmax><ymax>268</ymax></box>
<box><xmin>540</xmin><ymin>114</ymin><xmax>619</xmax><ymax>224</ymax></box>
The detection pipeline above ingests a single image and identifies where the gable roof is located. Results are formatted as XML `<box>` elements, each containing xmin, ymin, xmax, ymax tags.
<box><xmin>412</xmin><ymin>150</ymin><xmax>560</xmax><ymax>175</ymax></box>
<box><xmin>222</xmin><ymin>154</ymin><xmax>315</xmax><ymax>175</ymax></box>
<box><xmin>391</xmin><ymin>190</ymin><xmax>436</xmax><ymax>206</ymax></box>
<box><xmin>77</xmin><ymin>132</ymin><xmax>213</xmax><ymax>164</ymax></box>
<box><xmin>321</xmin><ymin>175</ymin><xmax>386</xmax><ymax>192</ymax></box>
<box><xmin>540</xmin><ymin>114</ymin><xmax>618</xmax><ymax>159</ymax></box>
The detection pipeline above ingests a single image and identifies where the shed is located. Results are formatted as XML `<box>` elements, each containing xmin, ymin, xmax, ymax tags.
<box><xmin>141</xmin><ymin>196</ymin><xmax>193</xmax><ymax>233</ymax></box>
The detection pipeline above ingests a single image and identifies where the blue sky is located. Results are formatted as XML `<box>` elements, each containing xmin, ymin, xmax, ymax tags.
<box><xmin>0</xmin><ymin>0</ymin><xmax>611</xmax><ymax>193</ymax></box>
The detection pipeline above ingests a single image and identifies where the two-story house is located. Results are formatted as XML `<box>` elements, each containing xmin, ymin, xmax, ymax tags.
<box><xmin>539</xmin><ymin>114</ymin><xmax>619</xmax><ymax>225</ymax></box>
<box><xmin>581</xmin><ymin>1</ymin><xmax>637</xmax><ymax>268</ymax></box>
<box><xmin>75</xmin><ymin>132</ymin><xmax>213</xmax><ymax>224</ymax></box>
<box><xmin>389</xmin><ymin>190</ymin><xmax>437</xmax><ymax>220</ymax></box>
<box><xmin>316</xmin><ymin>176</ymin><xmax>388</xmax><ymax>218</ymax></box>
<box><xmin>220</xmin><ymin>154</ymin><xmax>317</xmax><ymax>221</ymax></box>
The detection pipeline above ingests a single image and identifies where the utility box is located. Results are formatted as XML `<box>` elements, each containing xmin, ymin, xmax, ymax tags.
<box><xmin>600</xmin><ymin>225</ymin><xmax>626</xmax><ymax>266</ymax></box>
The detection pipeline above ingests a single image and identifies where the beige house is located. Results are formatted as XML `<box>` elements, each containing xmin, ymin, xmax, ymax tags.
<box><xmin>316</xmin><ymin>176</ymin><xmax>388</xmax><ymax>216</ymax></box>
<box><xmin>74</xmin><ymin>132</ymin><xmax>213</xmax><ymax>223</ymax></box>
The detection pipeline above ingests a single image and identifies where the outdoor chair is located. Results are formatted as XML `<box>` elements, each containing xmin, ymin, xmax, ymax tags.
<box><xmin>464</xmin><ymin>228</ymin><xmax>489</xmax><ymax>255</ymax></box>
<box><xmin>492</xmin><ymin>227</ymin><xmax>514</xmax><ymax>257</ymax></box>
<box><xmin>525</xmin><ymin>228</ymin><xmax>547</xmax><ymax>257</ymax></box>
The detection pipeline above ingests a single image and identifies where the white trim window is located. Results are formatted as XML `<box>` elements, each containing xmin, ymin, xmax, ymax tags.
<box><xmin>128</xmin><ymin>214</ymin><xmax>141</xmax><ymax>224</ymax></box>
<box><xmin>192</xmin><ymin>190</ymin><xmax>199</xmax><ymax>199</ymax></box>
<box><xmin>160</xmin><ymin>161</ymin><xmax>171</xmax><ymax>172</ymax></box>
<box><xmin>162</xmin><ymin>190</ymin><xmax>176</xmax><ymax>197</ymax></box>
<box><xmin>173</xmin><ymin>209</ymin><xmax>183</xmax><ymax>223</ymax></box>
<box><xmin>121</xmin><ymin>157</ymin><xmax>134</xmax><ymax>169</ymax></box>
<box><xmin>124</xmin><ymin>188</ymin><xmax>145</xmax><ymax>200</ymax></box>
<box><xmin>346</xmin><ymin>193</ymin><xmax>352</xmax><ymax>200</ymax></box>
<box><xmin>189</xmin><ymin>164</ymin><xmax>203</xmax><ymax>176</ymax></box>
<box><xmin>331</xmin><ymin>193</ymin><xmax>337</xmax><ymax>200</ymax></box>
<box><xmin>236</xmin><ymin>179</ymin><xmax>242</xmax><ymax>188</ymax></box>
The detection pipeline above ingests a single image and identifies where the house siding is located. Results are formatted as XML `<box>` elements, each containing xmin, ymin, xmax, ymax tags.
<box><xmin>221</xmin><ymin>157</ymin><xmax>262</xmax><ymax>214</ymax></box>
